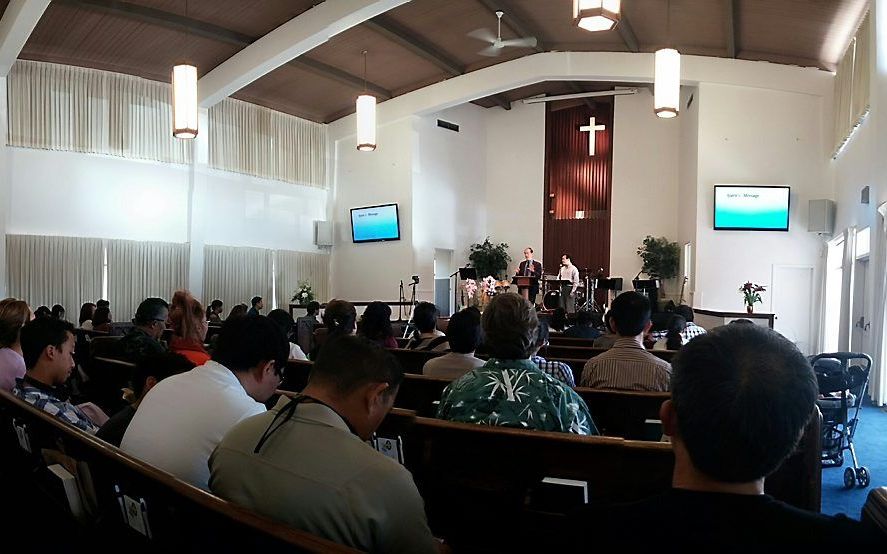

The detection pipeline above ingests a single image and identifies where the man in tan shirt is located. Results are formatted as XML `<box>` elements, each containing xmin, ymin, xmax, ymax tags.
<box><xmin>580</xmin><ymin>291</ymin><xmax>671</xmax><ymax>391</ymax></box>
<box><xmin>209</xmin><ymin>336</ymin><xmax>437</xmax><ymax>553</ymax></box>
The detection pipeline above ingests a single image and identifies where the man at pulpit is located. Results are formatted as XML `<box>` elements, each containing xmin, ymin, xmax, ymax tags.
<box><xmin>515</xmin><ymin>247</ymin><xmax>543</xmax><ymax>304</ymax></box>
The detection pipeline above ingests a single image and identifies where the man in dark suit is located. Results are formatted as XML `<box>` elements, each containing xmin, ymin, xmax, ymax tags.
<box><xmin>515</xmin><ymin>247</ymin><xmax>543</xmax><ymax>305</ymax></box>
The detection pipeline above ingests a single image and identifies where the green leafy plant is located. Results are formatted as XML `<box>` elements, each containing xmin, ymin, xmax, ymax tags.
<box><xmin>636</xmin><ymin>236</ymin><xmax>680</xmax><ymax>279</ymax></box>
<box><xmin>468</xmin><ymin>237</ymin><xmax>512</xmax><ymax>280</ymax></box>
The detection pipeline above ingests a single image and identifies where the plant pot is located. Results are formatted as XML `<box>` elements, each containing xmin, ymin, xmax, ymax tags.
<box><xmin>746</xmin><ymin>305</ymin><xmax>754</xmax><ymax>314</ymax></box>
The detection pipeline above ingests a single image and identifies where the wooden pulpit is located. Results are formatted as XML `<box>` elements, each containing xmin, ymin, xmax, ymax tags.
<box><xmin>512</xmin><ymin>275</ymin><xmax>539</xmax><ymax>301</ymax></box>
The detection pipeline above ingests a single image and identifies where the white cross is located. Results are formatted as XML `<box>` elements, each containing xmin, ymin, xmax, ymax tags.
<box><xmin>579</xmin><ymin>117</ymin><xmax>606</xmax><ymax>156</ymax></box>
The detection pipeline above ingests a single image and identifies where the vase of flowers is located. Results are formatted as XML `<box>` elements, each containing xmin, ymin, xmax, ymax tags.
<box><xmin>739</xmin><ymin>281</ymin><xmax>766</xmax><ymax>313</ymax></box>
<box><xmin>463</xmin><ymin>279</ymin><xmax>478</xmax><ymax>308</ymax></box>
<box><xmin>291</xmin><ymin>280</ymin><xmax>315</xmax><ymax>305</ymax></box>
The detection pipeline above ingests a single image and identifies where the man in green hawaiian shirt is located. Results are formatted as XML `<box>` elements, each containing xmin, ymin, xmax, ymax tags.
<box><xmin>437</xmin><ymin>293</ymin><xmax>597</xmax><ymax>435</ymax></box>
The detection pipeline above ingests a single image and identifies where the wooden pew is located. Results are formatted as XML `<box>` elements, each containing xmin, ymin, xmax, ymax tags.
<box><xmin>0</xmin><ymin>389</ymin><xmax>359</xmax><ymax>553</ymax></box>
<box><xmin>547</xmin><ymin>335</ymin><xmax>599</xmax><ymax>347</ymax></box>
<box><xmin>86</xmin><ymin>357</ymin><xmax>137</xmax><ymax>414</ymax></box>
<box><xmin>574</xmin><ymin>388</ymin><xmax>670</xmax><ymax>439</ymax></box>
<box><xmin>394</xmin><ymin>374</ymin><xmax>451</xmax><ymax>416</ymax></box>
<box><xmin>542</xmin><ymin>344</ymin><xmax>677</xmax><ymax>363</ymax></box>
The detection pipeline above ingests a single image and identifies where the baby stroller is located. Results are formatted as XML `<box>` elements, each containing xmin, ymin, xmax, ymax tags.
<box><xmin>810</xmin><ymin>352</ymin><xmax>873</xmax><ymax>489</ymax></box>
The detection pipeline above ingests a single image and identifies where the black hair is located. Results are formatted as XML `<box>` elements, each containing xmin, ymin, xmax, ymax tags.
<box><xmin>228</xmin><ymin>304</ymin><xmax>248</xmax><ymax>319</ymax></box>
<box><xmin>207</xmin><ymin>300</ymin><xmax>223</xmax><ymax>318</ymax></box>
<box><xmin>51</xmin><ymin>304</ymin><xmax>65</xmax><ymax>320</ymax></box>
<box><xmin>482</xmin><ymin>293</ymin><xmax>538</xmax><ymax>359</ymax></box>
<box><xmin>78</xmin><ymin>303</ymin><xmax>96</xmax><ymax>325</ymax></box>
<box><xmin>96</xmin><ymin>299</ymin><xmax>109</xmax><ymax>309</ymax></box>
<box><xmin>322</xmin><ymin>299</ymin><xmax>357</xmax><ymax>337</ymax></box>
<box><xmin>575</xmin><ymin>309</ymin><xmax>593</xmax><ymax>327</ymax></box>
<box><xmin>525</xmin><ymin>247</ymin><xmax>534</xmax><ymax>253</ymax></box>
<box><xmin>665</xmin><ymin>314</ymin><xmax>687</xmax><ymax>350</ymax></box>
<box><xmin>267</xmin><ymin>309</ymin><xmax>295</xmax><ymax>342</ymax></box>
<box><xmin>134</xmin><ymin>297</ymin><xmax>170</xmax><ymax>325</ymax></box>
<box><xmin>306</xmin><ymin>301</ymin><xmax>321</xmax><ymax>315</ymax></box>
<box><xmin>674</xmin><ymin>304</ymin><xmax>695</xmax><ymax>323</ymax></box>
<box><xmin>212</xmin><ymin>315</ymin><xmax>289</xmax><ymax>376</ymax></box>
<box><xmin>412</xmin><ymin>302</ymin><xmax>440</xmax><ymax>334</ymax></box>
<box><xmin>730</xmin><ymin>318</ymin><xmax>755</xmax><ymax>326</ymax></box>
<box><xmin>92</xmin><ymin>306</ymin><xmax>112</xmax><ymax>327</ymax></box>
<box><xmin>446</xmin><ymin>307</ymin><xmax>482</xmax><ymax>354</ymax></box>
<box><xmin>251</xmin><ymin>296</ymin><xmax>263</xmax><ymax>307</ymax></box>
<box><xmin>132</xmin><ymin>352</ymin><xmax>195</xmax><ymax>398</ymax></box>
<box><xmin>359</xmin><ymin>301</ymin><xmax>394</xmax><ymax>342</ymax></box>
<box><xmin>671</xmin><ymin>325</ymin><xmax>817</xmax><ymax>482</ymax></box>
<box><xmin>609</xmin><ymin>291</ymin><xmax>651</xmax><ymax>336</ymax></box>
<box><xmin>309</xmin><ymin>335</ymin><xmax>404</xmax><ymax>398</ymax></box>
<box><xmin>34</xmin><ymin>306</ymin><xmax>52</xmax><ymax>319</ymax></box>
<box><xmin>562</xmin><ymin>253</ymin><xmax>572</xmax><ymax>262</ymax></box>
<box><xmin>20</xmin><ymin>318</ymin><xmax>75</xmax><ymax>369</ymax></box>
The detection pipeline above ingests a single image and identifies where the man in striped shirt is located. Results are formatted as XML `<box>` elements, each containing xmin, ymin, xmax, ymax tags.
<box><xmin>580</xmin><ymin>291</ymin><xmax>671</xmax><ymax>392</ymax></box>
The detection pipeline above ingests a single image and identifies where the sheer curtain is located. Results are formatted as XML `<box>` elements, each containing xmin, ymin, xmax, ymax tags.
<box><xmin>275</xmin><ymin>250</ymin><xmax>330</xmax><ymax>309</ymax></box>
<box><xmin>7</xmin><ymin>60</ymin><xmax>191</xmax><ymax>164</ymax></box>
<box><xmin>6</xmin><ymin>235</ymin><xmax>103</xmax><ymax>316</ymax></box>
<box><xmin>107</xmin><ymin>239</ymin><xmax>190</xmax><ymax>323</ymax></box>
<box><xmin>869</xmin><ymin>203</ymin><xmax>887</xmax><ymax>405</ymax></box>
<box><xmin>203</xmin><ymin>245</ymin><xmax>273</xmax><ymax>309</ymax></box>
<box><xmin>208</xmin><ymin>98</ymin><xmax>328</xmax><ymax>189</ymax></box>
<box><xmin>832</xmin><ymin>12</ymin><xmax>871</xmax><ymax>156</ymax></box>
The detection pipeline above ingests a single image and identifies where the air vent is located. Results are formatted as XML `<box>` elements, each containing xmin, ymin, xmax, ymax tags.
<box><xmin>437</xmin><ymin>119</ymin><xmax>460</xmax><ymax>132</ymax></box>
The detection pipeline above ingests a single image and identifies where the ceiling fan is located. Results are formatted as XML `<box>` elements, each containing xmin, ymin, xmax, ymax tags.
<box><xmin>468</xmin><ymin>10</ymin><xmax>538</xmax><ymax>57</ymax></box>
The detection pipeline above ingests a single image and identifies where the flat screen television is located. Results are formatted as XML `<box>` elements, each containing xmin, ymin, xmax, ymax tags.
<box><xmin>350</xmin><ymin>203</ymin><xmax>401</xmax><ymax>243</ymax></box>
<box><xmin>713</xmin><ymin>185</ymin><xmax>790</xmax><ymax>231</ymax></box>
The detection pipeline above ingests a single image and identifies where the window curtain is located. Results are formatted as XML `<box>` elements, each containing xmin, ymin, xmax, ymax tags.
<box><xmin>107</xmin><ymin>239</ymin><xmax>190</xmax><ymax>324</ymax></box>
<box><xmin>208</xmin><ymin>98</ymin><xmax>328</xmax><ymax>189</ymax></box>
<box><xmin>7</xmin><ymin>60</ymin><xmax>191</xmax><ymax>164</ymax></box>
<box><xmin>838</xmin><ymin>227</ymin><xmax>858</xmax><ymax>351</ymax></box>
<box><xmin>6</xmin><ymin>235</ymin><xmax>103</xmax><ymax>317</ymax></box>
<box><xmin>832</xmin><ymin>12</ymin><xmax>871</xmax><ymax>157</ymax></box>
<box><xmin>275</xmin><ymin>250</ymin><xmax>330</xmax><ymax>309</ymax></box>
<box><xmin>869</xmin><ymin>203</ymin><xmax>887</xmax><ymax>405</ymax></box>
<box><xmin>203</xmin><ymin>245</ymin><xmax>273</xmax><ymax>311</ymax></box>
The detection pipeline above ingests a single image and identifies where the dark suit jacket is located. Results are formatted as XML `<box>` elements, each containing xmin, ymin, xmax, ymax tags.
<box><xmin>517</xmin><ymin>260</ymin><xmax>543</xmax><ymax>295</ymax></box>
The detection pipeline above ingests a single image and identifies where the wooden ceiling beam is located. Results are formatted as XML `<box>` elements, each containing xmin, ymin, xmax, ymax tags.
<box><xmin>0</xmin><ymin>0</ymin><xmax>51</xmax><ymax>76</ymax></box>
<box><xmin>364</xmin><ymin>15</ymin><xmax>462</xmax><ymax>77</ymax></box>
<box><xmin>60</xmin><ymin>0</ymin><xmax>392</xmax><ymax>100</ymax></box>
<box><xmin>726</xmin><ymin>0</ymin><xmax>739</xmax><ymax>58</ymax></box>
<box><xmin>616</xmin><ymin>14</ymin><xmax>639</xmax><ymax>53</ymax></box>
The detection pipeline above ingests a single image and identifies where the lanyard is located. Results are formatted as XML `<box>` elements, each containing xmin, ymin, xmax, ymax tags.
<box><xmin>253</xmin><ymin>394</ymin><xmax>358</xmax><ymax>454</ymax></box>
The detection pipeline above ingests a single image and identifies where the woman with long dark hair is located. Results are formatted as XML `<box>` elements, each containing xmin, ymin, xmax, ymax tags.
<box><xmin>359</xmin><ymin>301</ymin><xmax>397</xmax><ymax>348</ymax></box>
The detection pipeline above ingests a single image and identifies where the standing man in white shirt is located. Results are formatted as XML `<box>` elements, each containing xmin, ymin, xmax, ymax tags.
<box><xmin>121</xmin><ymin>315</ymin><xmax>289</xmax><ymax>489</ymax></box>
<box><xmin>559</xmin><ymin>253</ymin><xmax>581</xmax><ymax>313</ymax></box>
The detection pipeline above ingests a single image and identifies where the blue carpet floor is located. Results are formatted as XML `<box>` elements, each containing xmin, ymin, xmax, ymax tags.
<box><xmin>820</xmin><ymin>403</ymin><xmax>887</xmax><ymax>518</ymax></box>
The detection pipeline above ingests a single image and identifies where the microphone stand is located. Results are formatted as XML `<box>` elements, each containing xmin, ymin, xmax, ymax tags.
<box><xmin>449</xmin><ymin>270</ymin><xmax>459</xmax><ymax>315</ymax></box>
<box><xmin>397</xmin><ymin>280</ymin><xmax>405</xmax><ymax>321</ymax></box>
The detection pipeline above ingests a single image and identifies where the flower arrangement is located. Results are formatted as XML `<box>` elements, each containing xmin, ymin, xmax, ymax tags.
<box><xmin>739</xmin><ymin>281</ymin><xmax>766</xmax><ymax>313</ymax></box>
<box><xmin>291</xmin><ymin>280</ymin><xmax>315</xmax><ymax>304</ymax></box>
<box><xmin>481</xmin><ymin>275</ymin><xmax>499</xmax><ymax>297</ymax></box>
<box><xmin>463</xmin><ymin>279</ymin><xmax>478</xmax><ymax>299</ymax></box>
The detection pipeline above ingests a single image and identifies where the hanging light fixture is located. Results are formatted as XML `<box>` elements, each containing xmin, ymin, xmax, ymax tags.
<box><xmin>573</xmin><ymin>0</ymin><xmax>621</xmax><ymax>32</ymax></box>
<box><xmin>654</xmin><ymin>49</ymin><xmax>680</xmax><ymax>118</ymax></box>
<box><xmin>172</xmin><ymin>64</ymin><xmax>198</xmax><ymax>139</ymax></box>
<box><xmin>356</xmin><ymin>50</ymin><xmax>377</xmax><ymax>151</ymax></box>
<box><xmin>654</xmin><ymin>0</ymin><xmax>680</xmax><ymax>118</ymax></box>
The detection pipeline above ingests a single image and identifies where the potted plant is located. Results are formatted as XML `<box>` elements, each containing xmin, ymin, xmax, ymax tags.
<box><xmin>739</xmin><ymin>282</ymin><xmax>766</xmax><ymax>313</ymax></box>
<box><xmin>468</xmin><ymin>238</ymin><xmax>512</xmax><ymax>280</ymax></box>
<box><xmin>636</xmin><ymin>235</ymin><xmax>680</xmax><ymax>280</ymax></box>
<box><xmin>291</xmin><ymin>280</ymin><xmax>315</xmax><ymax>305</ymax></box>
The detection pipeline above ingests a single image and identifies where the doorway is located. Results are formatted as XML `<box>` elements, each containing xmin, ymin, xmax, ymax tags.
<box><xmin>434</xmin><ymin>249</ymin><xmax>454</xmax><ymax>316</ymax></box>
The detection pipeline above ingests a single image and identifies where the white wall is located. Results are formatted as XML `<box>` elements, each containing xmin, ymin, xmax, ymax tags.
<box><xmin>485</xmin><ymin>101</ymin><xmax>545</xmax><ymax>265</ymax></box>
<box><xmin>610</xmin><ymin>88</ymin><xmax>680</xmax><ymax>284</ymax></box>
<box><xmin>413</xmin><ymin>104</ymin><xmax>488</xmax><ymax>300</ymax></box>
<box><xmin>694</xmin><ymin>83</ymin><xmax>830</xmax><ymax>318</ymax></box>
<box><xmin>678</xmin><ymin>87</ymin><xmax>700</xmax><ymax>299</ymax></box>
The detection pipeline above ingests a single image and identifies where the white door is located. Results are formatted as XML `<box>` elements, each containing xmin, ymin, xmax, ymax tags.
<box><xmin>851</xmin><ymin>258</ymin><xmax>869</xmax><ymax>354</ymax></box>
<box><xmin>772</xmin><ymin>265</ymin><xmax>815</xmax><ymax>355</ymax></box>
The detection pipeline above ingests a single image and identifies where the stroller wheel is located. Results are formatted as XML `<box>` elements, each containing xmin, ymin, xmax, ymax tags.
<box><xmin>857</xmin><ymin>467</ymin><xmax>870</xmax><ymax>488</ymax></box>
<box><xmin>843</xmin><ymin>467</ymin><xmax>857</xmax><ymax>489</ymax></box>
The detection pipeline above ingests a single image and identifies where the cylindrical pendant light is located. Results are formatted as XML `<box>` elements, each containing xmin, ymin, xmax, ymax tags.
<box><xmin>573</xmin><ymin>0</ymin><xmax>621</xmax><ymax>32</ymax></box>
<box><xmin>654</xmin><ymin>48</ymin><xmax>680</xmax><ymax>118</ymax></box>
<box><xmin>356</xmin><ymin>94</ymin><xmax>377</xmax><ymax>151</ymax></box>
<box><xmin>172</xmin><ymin>64</ymin><xmax>198</xmax><ymax>139</ymax></box>
<box><xmin>356</xmin><ymin>50</ymin><xmax>377</xmax><ymax>151</ymax></box>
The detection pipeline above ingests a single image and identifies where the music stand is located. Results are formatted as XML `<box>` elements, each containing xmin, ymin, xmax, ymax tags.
<box><xmin>633</xmin><ymin>278</ymin><xmax>661</xmax><ymax>311</ymax></box>
<box><xmin>596</xmin><ymin>277</ymin><xmax>624</xmax><ymax>310</ymax></box>
<box><xmin>457</xmin><ymin>267</ymin><xmax>478</xmax><ymax>309</ymax></box>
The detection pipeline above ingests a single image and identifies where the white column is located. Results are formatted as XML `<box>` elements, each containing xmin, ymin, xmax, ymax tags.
<box><xmin>0</xmin><ymin>76</ymin><xmax>9</xmax><ymax>297</ymax></box>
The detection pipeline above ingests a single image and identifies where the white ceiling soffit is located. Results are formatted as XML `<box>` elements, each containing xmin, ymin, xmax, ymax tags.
<box><xmin>330</xmin><ymin>51</ymin><xmax>834</xmax><ymax>136</ymax></box>
<box><xmin>0</xmin><ymin>0</ymin><xmax>51</xmax><ymax>77</ymax></box>
<box><xmin>198</xmin><ymin>0</ymin><xmax>412</xmax><ymax>108</ymax></box>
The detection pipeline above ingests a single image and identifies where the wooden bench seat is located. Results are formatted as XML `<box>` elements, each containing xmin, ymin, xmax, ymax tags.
<box><xmin>0</xmin><ymin>389</ymin><xmax>359</xmax><ymax>553</ymax></box>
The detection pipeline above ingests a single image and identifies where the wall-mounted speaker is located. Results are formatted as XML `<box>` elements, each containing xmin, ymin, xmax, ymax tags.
<box><xmin>314</xmin><ymin>221</ymin><xmax>333</xmax><ymax>247</ymax></box>
<box><xmin>808</xmin><ymin>199</ymin><xmax>835</xmax><ymax>235</ymax></box>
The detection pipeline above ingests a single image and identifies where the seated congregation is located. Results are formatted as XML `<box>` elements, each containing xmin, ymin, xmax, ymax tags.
<box><xmin>0</xmin><ymin>290</ymin><xmax>884</xmax><ymax>550</ymax></box>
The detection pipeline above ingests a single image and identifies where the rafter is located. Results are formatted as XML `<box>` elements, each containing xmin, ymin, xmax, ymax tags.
<box><xmin>616</xmin><ymin>14</ymin><xmax>639</xmax><ymax>53</ymax></box>
<box><xmin>726</xmin><ymin>0</ymin><xmax>739</xmax><ymax>58</ymax></box>
<box><xmin>0</xmin><ymin>0</ymin><xmax>51</xmax><ymax>76</ymax></box>
<box><xmin>60</xmin><ymin>0</ymin><xmax>392</xmax><ymax>100</ymax></box>
<box><xmin>364</xmin><ymin>16</ymin><xmax>461</xmax><ymax>77</ymax></box>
